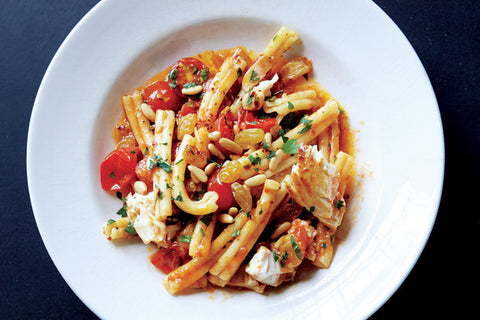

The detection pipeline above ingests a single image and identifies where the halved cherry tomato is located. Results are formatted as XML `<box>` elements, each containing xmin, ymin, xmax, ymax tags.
<box><xmin>168</xmin><ymin>57</ymin><xmax>209</xmax><ymax>94</ymax></box>
<box><xmin>177</xmin><ymin>99</ymin><xmax>200</xmax><ymax>117</ymax></box>
<box><xmin>213</xmin><ymin>112</ymin><xmax>235</xmax><ymax>154</ymax></box>
<box><xmin>142</xmin><ymin>80</ymin><xmax>184</xmax><ymax>112</ymax></box>
<box><xmin>207</xmin><ymin>169</ymin><xmax>235</xmax><ymax>212</ymax></box>
<box><xmin>239</xmin><ymin>110</ymin><xmax>277</xmax><ymax>133</ymax></box>
<box><xmin>150</xmin><ymin>243</ymin><xmax>188</xmax><ymax>273</ymax></box>
<box><xmin>100</xmin><ymin>147</ymin><xmax>138</xmax><ymax>191</ymax></box>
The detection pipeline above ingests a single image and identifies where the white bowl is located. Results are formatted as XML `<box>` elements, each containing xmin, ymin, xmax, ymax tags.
<box><xmin>27</xmin><ymin>0</ymin><xmax>444</xmax><ymax>319</ymax></box>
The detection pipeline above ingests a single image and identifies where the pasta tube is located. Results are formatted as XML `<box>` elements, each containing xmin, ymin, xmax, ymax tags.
<box><xmin>263</xmin><ymin>90</ymin><xmax>320</xmax><ymax>115</ymax></box>
<box><xmin>121</xmin><ymin>93</ymin><xmax>153</xmax><ymax>155</ymax></box>
<box><xmin>198</xmin><ymin>49</ymin><xmax>247</xmax><ymax>127</ymax></box>
<box><xmin>163</xmin><ymin>211</ymin><xmax>250</xmax><ymax>294</ymax></box>
<box><xmin>208</xmin><ymin>179</ymin><xmax>281</xmax><ymax>285</ymax></box>
<box><xmin>153</xmin><ymin>110</ymin><xmax>175</xmax><ymax>220</ymax></box>
<box><xmin>171</xmin><ymin>134</ymin><xmax>219</xmax><ymax>215</ymax></box>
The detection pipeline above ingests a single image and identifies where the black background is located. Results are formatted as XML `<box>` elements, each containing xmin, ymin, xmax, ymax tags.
<box><xmin>1</xmin><ymin>1</ymin><xmax>478</xmax><ymax>319</ymax></box>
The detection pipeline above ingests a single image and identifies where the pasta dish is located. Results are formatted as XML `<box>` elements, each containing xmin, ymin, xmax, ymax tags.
<box><xmin>100</xmin><ymin>26</ymin><xmax>355</xmax><ymax>294</ymax></box>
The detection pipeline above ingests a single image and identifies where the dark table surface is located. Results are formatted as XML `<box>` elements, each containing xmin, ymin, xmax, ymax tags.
<box><xmin>1</xmin><ymin>1</ymin><xmax>478</xmax><ymax>319</ymax></box>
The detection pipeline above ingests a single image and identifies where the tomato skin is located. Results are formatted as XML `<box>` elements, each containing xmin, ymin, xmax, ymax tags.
<box><xmin>177</xmin><ymin>99</ymin><xmax>200</xmax><ymax>117</ymax></box>
<box><xmin>239</xmin><ymin>110</ymin><xmax>277</xmax><ymax>133</ymax></box>
<box><xmin>168</xmin><ymin>57</ymin><xmax>209</xmax><ymax>95</ymax></box>
<box><xmin>207</xmin><ymin>169</ymin><xmax>235</xmax><ymax>212</ymax></box>
<box><xmin>150</xmin><ymin>243</ymin><xmax>188</xmax><ymax>273</ymax></box>
<box><xmin>142</xmin><ymin>80</ymin><xmax>184</xmax><ymax>112</ymax></box>
<box><xmin>100</xmin><ymin>148</ymin><xmax>138</xmax><ymax>191</ymax></box>
<box><xmin>213</xmin><ymin>112</ymin><xmax>235</xmax><ymax>154</ymax></box>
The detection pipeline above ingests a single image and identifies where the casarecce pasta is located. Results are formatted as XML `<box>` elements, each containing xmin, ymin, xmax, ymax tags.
<box><xmin>100</xmin><ymin>26</ymin><xmax>356</xmax><ymax>294</ymax></box>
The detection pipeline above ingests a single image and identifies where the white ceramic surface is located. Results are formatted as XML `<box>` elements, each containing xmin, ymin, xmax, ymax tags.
<box><xmin>27</xmin><ymin>0</ymin><xmax>444</xmax><ymax>319</ymax></box>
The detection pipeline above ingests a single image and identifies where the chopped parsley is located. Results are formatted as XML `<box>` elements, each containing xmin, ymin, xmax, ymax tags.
<box><xmin>246</xmin><ymin>88</ymin><xmax>253</xmax><ymax>105</ymax></box>
<box><xmin>298</xmin><ymin>117</ymin><xmax>313</xmax><ymax>134</ymax></box>
<box><xmin>200</xmin><ymin>68</ymin><xmax>209</xmax><ymax>81</ymax></box>
<box><xmin>183</xmin><ymin>82</ymin><xmax>198</xmax><ymax>89</ymax></box>
<box><xmin>148</xmin><ymin>155</ymin><xmax>172</xmax><ymax>173</ymax></box>
<box><xmin>335</xmin><ymin>200</ymin><xmax>345</xmax><ymax>209</ymax></box>
<box><xmin>282</xmin><ymin>139</ymin><xmax>300</xmax><ymax>154</ymax></box>
<box><xmin>200</xmin><ymin>213</ymin><xmax>213</xmax><ymax>226</ymax></box>
<box><xmin>248</xmin><ymin>154</ymin><xmax>262</xmax><ymax>165</ymax></box>
<box><xmin>266</xmin><ymin>149</ymin><xmax>276</xmax><ymax>159</ymax></box>
<box><xmin>231</xmin><ymin>230</ymin><xmax>241</xmax><ymax>238</ymax></box>
<box><xmin>179</xmin><ymin>234</ymin><xmax>192</xmax><ymax>243</ymax></box>
<box><xmin>250</xmin><ymin>70</ymin><xmax>260</xmax><ymax>82</ymax></box>
<box><xmin>124</xmin><ymin>221</ymin><xmax>136</xmax><ymax>236</ymax></box>
<box><xmin>116</xmin><ymin>204</ymin><xmax>127</xmax><ymax>217</ymax></box>
<box><xmin>272</xmin><ymin>250</ymin><xmax>279</xmax><ymax>262</ymax></box>
<box><xmin>107</xmin><ymin>219</ymin><xmax>116</xmax><ymax>225</ymax></box>
<box><xmin>287</xmin><ymin>101</ymin><xmax>294</xmax><ymax>110</ymax></box>
<box><xmin>200</xmin><ymin>227</ymin><xmax>205</xmax><ymax>237</ymax></box>
<box><xmin>321</xmin><ymin>242</ymin><xmax>328</xmax><ymax>249</ymax></box>
<box><xmin>109</xmin><ymin>172</ymin><xmax>115</xmax><ymax>179</ymax></box>
<box><xmin>168</xmin><ymin>68</ymin><xmax>178</xmax><ymax>88</ymax></box>
<box><xmin>290</xmin><ymin>235</ymin><xmax>303</xmax><ymax>260</ymax></box>
<box><xmin>172</xmin><ymin>194</ymin><xmax>183</xmax><ymax>202</ymax></box>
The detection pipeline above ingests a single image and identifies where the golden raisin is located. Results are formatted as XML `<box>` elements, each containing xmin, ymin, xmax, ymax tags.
<box><xmin>231</xmin><ymin>182</ymin><xmax>252</xmax><ymax>212</ymax></box>
<box><xmin>218</xmin><ymin>160</ymin><xmax>242</xmax><ymax>183</ymax></box>
<box><xmin>234</xmin><ymin>128</ymin><xmax>264</xmax><ymax>149</ymax></box>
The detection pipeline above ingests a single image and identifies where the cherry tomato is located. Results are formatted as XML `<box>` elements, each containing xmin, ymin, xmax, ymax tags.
<box><xmin>239</xmin><ymin>110</ymin><xmax>277</xmax><ymax>133</ymax></box>
<box><xmin>100</xmin><ymin>148</ymin><xmax>138</xmax><ymax>191</ymax></box>
<box><xmin>213</xmin><ymin>112</ymin><xmax>235</xmax><ymax>154</ymax></box>
<box><xmin>168</xmin><ymin>57</ymin><xmax>209</xmax><ymax>95</ymax></box>
<box><xmin>142</xmin><ymin>80</ymin><xmax>184</xmax><ymax>112</ymax></box>
<box><xmin>150</xmin><ymin>243</ymin><xmax>187</xmax><ymax>273</ymax></box>
<box><xmin>177</xmin><ymin>99</ymin><xmax>200</xmax><ymax>117</ymax></box>
<box><xmin>207</xmin><ymin>169</ymin><xmax>235</xmax><ymax>212</ymax></box>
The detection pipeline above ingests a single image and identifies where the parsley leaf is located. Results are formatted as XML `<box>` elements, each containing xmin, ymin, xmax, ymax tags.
<box><xmin>287</xmin><ymin>101</ymin><xmax>294</xmax><ymax>110</ymax></box>
<box><xmin>124</xmin><ymin>221</ymin><xmax>136</xmax><ymax>235</ymax></box>
<box><xmin>290</xmin><ymin>235</ymin><xmax>303</xmax><ymax>260</ymax></box>
<box><xmin>231</xmin><ymin>230</ymin><xmax>241</xmax><ymax>237</ymax></box>
<box><xmin>116</xmin><ymin>204</ymin><xmax>128</xmax><ymax>217</ymax></box>
<box><xmin>298</xmin><ymin>117</ymin><xmax>313</xmax><ymax>134</ymax></box>
<box><xmin>248</xmin><ymin>154</ymin><xmax>262</xmax><ymax>165</ymax></box>
<box><xmin>282</xmin><ymin>139</ymin><xmax>300</xmax><ymax>154</ymax></box>
<box><xmin>200</xmin><ymin>68</ymin><xmax>209</xmax><ymax>81</ymax></box>
<box><xmin>179</xmin><ymin>235</ymin><xmax>192</xmax><ymax>243</ymax></box>
<box><xmin>250</xmin><ymin>70</ymin><xmax>260</xmax><ymax>82</ymax></box>
<box><xmin>272</xmin><ymin>250</ymin><xmax>279</xmax><ymax>262</ymax></box>
<box><xmin>335</xmin><ymin>200</ymin><xmax>345</xmax><ymax>209</ymax></box>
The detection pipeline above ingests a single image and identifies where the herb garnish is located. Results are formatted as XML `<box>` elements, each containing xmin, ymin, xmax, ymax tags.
<box><xmin>290</xmin><ymin>235</ymin><xmax>303</xmax><ymax>260</ymax></box>
<box><xmin>298</xmin><ymin>117</ymin><xmax>313</xmax><ymax>134</ymax></box>
<box><xmin>282</xmin><ymin>139</ymin><xmax>300</xmax><ymax>154</ymax></box>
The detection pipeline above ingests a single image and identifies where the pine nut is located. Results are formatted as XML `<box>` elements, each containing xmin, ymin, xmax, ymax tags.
<box><xmin>270</xmin><ymin>222</ymin><xmax>291</xmax><ymax>239</ymax></box>
<box><xmin>260</xmin><ymin>158</ymin><xmax>270</xmax><ymax>170</ymax></box>
<box><xmin>269</xmin><ymin>149</ymin><xmax>285</xmax><ymax>172</ymax></box>
<box><xmin>133</xmin><ymin>180</ymin><xmax>148</xmax><ymax>195</ymax></box>
<box><xmin>208</xmin><ymin>131</ymin><xmax>221</xmax><ymax>141</ymax></box>
<box><xmin>181</xmin><ymin>85</ymin><xmax>203</xmax><ymax>95</ymax></box>
<box><xmin>208</xmin><ymin>143</ymin><xmax>225</xmax><ymax>160</ymax></box>
<box><xmin>263</xmin><ymin>132</ymin><xmax>272</xmax><ymax>146</ymax></box>
<box><xmin>188</xmin><ymin>165</ymin><xmax>208</xmax><ymax>183</ymax></box>
<box><xmin>233</xmin><ymin>124</ymin><xmax>240</xmax><ymax>135</ymax></box>
<box><xmin>204</xmin><ymin>162</ymin><xmax>217</xmax><ymax>175</ymax></box>
<box><xmin>244</xmin><ymin>174</ymin><xmax>267</xmax><ymax>187</ymax></box>
<box><xmin>218</xmin><ymin>138</ymin><xmax>243</xmax><ymax>154</ymax></box>
<box><xmin>190</xmin><ymin>172</ymin><xmax>200</xmax><ymax>184</ymax></box>
<box><xmin>228</xmin><ymin>207</ymin><xmax>239</xmax><ymax>217</ymax></box>
<box><xmin>218</xmin><ymin>214</ymin><xmax>234</xmax><ymax>224</ymax></box>
<box><xmin>141</xmin><ymin>103</ymin><xmax>156</xmax><ymax>122</ymax></box>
